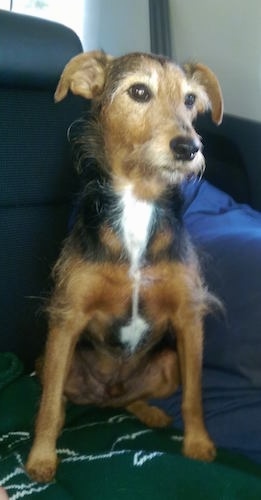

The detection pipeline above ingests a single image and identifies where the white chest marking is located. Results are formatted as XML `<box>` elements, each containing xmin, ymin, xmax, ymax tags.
<box><xmin>119</xmin><ymin>186</ymin><xmax>153</xmax><ymax>351</ymax></box>
<box><xmin>120</xmin><ymin>185</ymin><xmax>154</xmax><ymax>274</ymax></box>
<box><xmin>120</xmin><ymin>272</ymin><xmax>149</xmax><ymax>352</ymax></box>
<box><xmin>120</xmin><ymin>313</ymin><xmax>149</xmax><ymax>353</ymax></box>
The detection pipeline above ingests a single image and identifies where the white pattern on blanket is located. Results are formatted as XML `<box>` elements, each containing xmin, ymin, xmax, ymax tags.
<box><xmin>0</xmin><ymin>413</ymin><xmax>172</xmax><ymax>499</ymax></box>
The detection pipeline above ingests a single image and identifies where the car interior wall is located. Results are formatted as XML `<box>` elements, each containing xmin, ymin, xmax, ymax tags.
<box><xmin>81</xmin><ymin>0</ymin><xmax>151</xmax><ymax>55</ymax></box>
<box><xmin>169</xmin><ymin>0</ymin><xmax>261</xmax><ymax>123</ymax></box>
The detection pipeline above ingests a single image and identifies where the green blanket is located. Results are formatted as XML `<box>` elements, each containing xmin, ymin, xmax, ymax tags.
<box><xmin>0</xmin><ymin>353</ymin><xmax>261</xmax><ymax>499</ymax></box>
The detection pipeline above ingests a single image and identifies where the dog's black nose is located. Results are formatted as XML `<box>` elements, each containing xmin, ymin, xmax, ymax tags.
<box><xmin>170</xmin><ymin>136</ymin><xmax>199</xmax><ymax>161</ymax></box>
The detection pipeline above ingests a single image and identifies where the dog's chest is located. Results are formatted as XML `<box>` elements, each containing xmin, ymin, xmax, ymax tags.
<box><xmin>120</xmin><ymin>186</ymin><xmax>154</xmax><ymax>273</ymax></box>
<box><xmin>118</xmin><ymin>187</ymin><xmax>154</xmax><ymax>352</ymax></box>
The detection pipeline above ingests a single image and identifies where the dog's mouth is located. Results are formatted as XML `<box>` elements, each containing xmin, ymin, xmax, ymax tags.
<box><xmin>160</xmin><ymin>152</ymin><xmax>205</xmax><ymax>184</ymax></box>
<box><xmin>132</xmin><ymin>139</ymin><xmax>204</xmax><ymax>183</ymax></box>
<box><xmin>124</xmin><ymin>142</ymin><xmax>205</xmax><ymax>186</ymax></box>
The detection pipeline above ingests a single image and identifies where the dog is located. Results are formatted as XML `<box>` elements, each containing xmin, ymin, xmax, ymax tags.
<box><xmin>26</xmin><ymin>51</ymin><xmax>223</xmax><ymax>483</ymax></box>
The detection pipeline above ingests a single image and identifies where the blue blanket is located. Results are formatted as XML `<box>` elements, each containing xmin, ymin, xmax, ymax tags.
<box><xmin>156</xmin><ymin>180</ymin><xmax>261</xmax><ymax>465</ymax></box>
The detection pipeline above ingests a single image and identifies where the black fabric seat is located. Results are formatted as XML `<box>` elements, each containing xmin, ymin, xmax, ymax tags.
<box><xmin>0</xmin><ymin>10</ymin><xmax>85</xmax><ymax>369</ymax></box>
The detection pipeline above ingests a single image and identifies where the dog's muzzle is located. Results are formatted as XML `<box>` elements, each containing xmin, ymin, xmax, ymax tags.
<box><xmin>170</xmin><ymin>136</ymin><xmax>200</xmax><ymax>162</ymax></box>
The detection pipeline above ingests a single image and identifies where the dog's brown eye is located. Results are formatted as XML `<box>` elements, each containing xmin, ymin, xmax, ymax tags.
<box><xmin>184</xmin><ymin>93</ymin><xmax>196</xmax><ymax>109</ymax></box>
<box><xmin>128</xmin><ymin>83</ymin><xmax>151</xmax><ymax>102</ymax></box>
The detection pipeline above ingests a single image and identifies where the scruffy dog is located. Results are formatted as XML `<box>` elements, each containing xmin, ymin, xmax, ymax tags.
<box><xmin>26</xmin><ymin>51</ymin><xmax>223</xmax><ymax>482</ymax></box>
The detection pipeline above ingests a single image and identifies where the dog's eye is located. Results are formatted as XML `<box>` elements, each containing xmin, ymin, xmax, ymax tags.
<box><xmin>184</xmin><ymin>93</ymin><xmax>196</xmax><ymax>109</ymax></box>
<box><xmin>128</xmin><ymin>83</ymin><xmax>151</xmax><ymax>103</ymax></box>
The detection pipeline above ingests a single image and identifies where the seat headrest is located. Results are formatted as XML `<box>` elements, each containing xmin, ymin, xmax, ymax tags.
<box><xmin>0</xmin><ymin>9</ymin><xmax>83</xmax><ymax>90</ymax></box>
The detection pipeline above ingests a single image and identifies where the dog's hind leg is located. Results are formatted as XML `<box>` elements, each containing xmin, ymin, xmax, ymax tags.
<box><xmin>124</xmin><ymin>349</ymin><xmax>180</xmax><ymax>428</ymax></box>
<box><xmin>126</xmin><ymin>400</ymin><xmax>173</xmax><ymax>428</ymax></box>
<box><xmin>25</xmin><ymin>317</ymin><xmax>86</xmax><ymax>483</ymax></box>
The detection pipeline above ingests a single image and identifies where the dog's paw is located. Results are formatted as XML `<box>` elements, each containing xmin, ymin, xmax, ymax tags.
<box><xmin>137</xmin><ymin>405</ymin><xmax>173</xmax><ymax>428</ymax></box>
<box><xmin>127</xmin><ymin>401</ymin><xmax>173</xmax><ymax>428</ymax></box>
<box><xmin>25</xmin><ymin>453</ymin><xmax>58</xmax><ymax>483</ymax></box>
<box><xmin>183</xmin><ymin>434</ymin><xmax>216</xmax><ymax>462</ymax></box>
<box><xmin>144</xmin><ymin>406</ymin><xmax>173</xmax><ymax>428</ymax></box>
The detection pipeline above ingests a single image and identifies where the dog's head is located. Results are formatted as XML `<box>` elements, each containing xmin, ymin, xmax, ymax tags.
<box><xmin>55</xmin><ymin>51</ymin><xmax>223</xmax><ymax>188</ymax></box>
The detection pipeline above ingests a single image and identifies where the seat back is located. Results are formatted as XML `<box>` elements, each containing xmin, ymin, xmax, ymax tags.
<box><xmin>0</xmin><ymin>10</ymin><xmax>85</xmax><ymax>369</ymax></box>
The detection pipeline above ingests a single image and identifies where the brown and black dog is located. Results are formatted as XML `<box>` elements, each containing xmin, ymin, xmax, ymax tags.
<box><xmin>26</xmin><ymin>51</ymin><xmax>223</xmax><ymax>482</ymax></box>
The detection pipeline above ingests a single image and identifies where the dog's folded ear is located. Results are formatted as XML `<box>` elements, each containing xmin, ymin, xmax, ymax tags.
<box><xmin>183</xmin><ymin>63</ymin><xmax>223</xmax><ymax>125</ymax></box>
<box><xmin>54</xmin><ymin>51</ymin><xmax>113</xmax><ymax>102</ymax></box>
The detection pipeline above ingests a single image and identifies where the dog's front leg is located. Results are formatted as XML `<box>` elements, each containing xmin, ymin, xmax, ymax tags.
<box><xmin>25</xmin><ymin>322</ymin><xmax>81</xmax><ymax>483</ymax></box>
<box><xmin>173</xmin><ymin>313</ymin><xmax>216</xmax><ymax>462</ymax></box>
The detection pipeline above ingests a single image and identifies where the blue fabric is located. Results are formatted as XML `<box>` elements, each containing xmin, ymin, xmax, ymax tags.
<box><xmin>155</xmin><ymin>180</ymin><xmax>261</xmax><ymax>464</ymax></box>
<box><xmin>184</xmin><ymin>180</ymin><xmax>261</xmax><ymax>386</ymax></box>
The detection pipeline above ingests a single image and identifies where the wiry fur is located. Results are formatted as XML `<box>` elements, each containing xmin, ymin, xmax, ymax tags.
<box><xmin>26</xmin><ymin>51</ymin><xmax>223</xmax><ymax>483</ymax></box>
